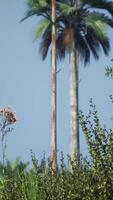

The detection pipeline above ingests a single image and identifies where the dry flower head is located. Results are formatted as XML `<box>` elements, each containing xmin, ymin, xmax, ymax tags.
<box><xmin>0</xmin><ymin>107</ymin><xmax>17</xmax><ymax>123</ymax></box>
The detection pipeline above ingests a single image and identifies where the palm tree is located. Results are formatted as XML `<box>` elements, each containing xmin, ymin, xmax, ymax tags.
<box><xmin>21</xmin><ymin>0</ymin><xmax>113</xmax><ymax>162</ymax></box>
<box><xmin>51</xmin><ymin>0</ymin><xmax>57</xmax><ymax>171</ymax></box>
<box><xmin>21</xmin><ymin>0</ymin><xmax>57</xmax><ymax>171</ymax></box>
<box><xmin>57</xmin><ymin>0</ymin><xmax>113</xmax><ymax>161</ymax></box>
<box><xmin>38</xmin><ymin>0</ymin><xmax>113</xmax><ymax>161</ymax></box>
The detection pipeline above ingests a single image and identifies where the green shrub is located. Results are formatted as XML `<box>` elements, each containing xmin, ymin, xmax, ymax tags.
<box><xmin>0</xmin><ymin>101</ymin><xmax>113</xmax><ymax>199</ymax></box>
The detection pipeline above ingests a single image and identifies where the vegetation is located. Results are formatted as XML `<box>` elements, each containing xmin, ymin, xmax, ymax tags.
<box><xmin>0</xmin><ymin>101</ymin><xmax>113</xmax><ymax>199</ymax></box>
<box><xmin>0</xmin><ymin>1</ymin><xmax>113</xmax><ymax>199</ymax></box>
<box><xmin>105</xmin><ymin>60</ymin><xmax>113</xmax><ymax>79</ymax></box>
<box><xmin>21</xmin><ymin>0</ymin><xmax>113</xmax><ymax>163</ymax></box>
<box><xmin>0</xmin><ymin>108</ymin><xmax>17</xmax><ymax>165</ymax></box>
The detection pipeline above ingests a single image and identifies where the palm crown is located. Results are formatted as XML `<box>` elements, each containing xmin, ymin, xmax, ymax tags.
<box><xmin>21</xmin><ymin>0</ymin><xmax>113</xmax><ymax>65</ymax></box>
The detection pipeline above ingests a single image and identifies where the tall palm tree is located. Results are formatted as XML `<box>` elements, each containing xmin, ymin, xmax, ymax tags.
<box><xmin>39</xmin><ymin>0</ymin><xmax>113</xmax><ymax>161</ymax></box>
<box><xmin>21</xmin><ymin>0</ymin><xmax>113</xmax><ymax>161</ymax></box>
<box><xmin>51</xmin><ymin>0</ymin><xmax>57</xmax><ymax>171</ymax></box>
<box><xmin>56</xmin><ymin>0</ymin><xmax>113</xmax><ymax>161</ymax></box>
<box><xmin>21</xmin><ymin>0</ymin><xmax>57</xmax><ymax>171</ymax></box>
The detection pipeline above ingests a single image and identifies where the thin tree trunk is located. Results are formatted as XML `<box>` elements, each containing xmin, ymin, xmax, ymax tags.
<box><xmin>51</xmin><ymin>0</ymin><xmax>57</xmax><ymax>171</ymax></box>
<box><xmin>69</xmin><ymin>47</ymin><xmax>80</xmax><ymax>162</ymax></box>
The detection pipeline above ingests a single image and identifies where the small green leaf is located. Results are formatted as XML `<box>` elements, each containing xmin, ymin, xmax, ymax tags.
<box><xmin>105</xmin><ymin>67</ymin><xmax>113</xmax><ymax>79</ymax></box>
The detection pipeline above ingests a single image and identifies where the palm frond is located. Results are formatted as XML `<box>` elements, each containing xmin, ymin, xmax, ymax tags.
<box><xmin>57</xmin><ymin>1</ymin><xmax>76</xmax><ymax>16</ymax></box>
<box><xmin>20</xmin><ymin>9</ymin><xmax>39</xmax><ymax>22</ymax></box>
<box><xmin>75</xmin><ymin>34</ymin><xmax>90</xmax><ymax>65</ymax></box>
<box><xmin>86</xmin><ymin>13</ymin><xmax>107</xmax><ymax>40</ymax></box>
<box><xmin>82</xmin><ymin>0</ymin><xmax>113</xmax><ymax>16</ymax></box>
<box><xmin>85</xmin><ymin>29</ymin><xmax>100</xmax><ymax>61</ymax></box>
<box><xmin>39</xmin><ymin>28</ymin><xmax>51</xmax><ymax>60</ymax></box>
<box><xmin>20</xmin><ymin>0</ymin><xmax>51</xmax><ymax>22</ymax></box>
<box><xmin>56</xmin><ymin>30</ymin><xmax>66</xmax><ymax>60</ymax></box>
<box><xmin>87</xmin><ymin>26</ymin><xmax>110</xmax><ymax>57</ymax></box>
<box><xmin>86</xmin><ymin>12</ymin><xmax>110</xmax><ymax>56</ymax></box>
<box><xmin>86</xmin><ymin>12</ymin><xmax>113</xmax><ymax>29</ymax></box>
<box><xmin>99</xmin><ymin>36</ymin><xmax>110</xmax><ymax>55</ymax></box>
<box><xmin>34</xmin><ymin>18</ymin><xmax>50</xmax><ymax>41</ymax></box>
<box><xmin>27</xmin><ymin>0</ymin><xmax>50</xmax><ymax>8</ymax></box>
<box><xmin>97</xmin><ymin>0</ymin><xmax>113</xmax><ymax>16</ymax></box>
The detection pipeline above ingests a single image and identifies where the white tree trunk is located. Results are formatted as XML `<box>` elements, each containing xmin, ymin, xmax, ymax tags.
<box><xmin>69</xmin><ymin>47</ymin><xmax>80</xmax><ymax>161</ymax></box>
<box><xmin>51</xmin><ymin>0</ymin><xmax>57</xmax><ymax>171</ymax></box>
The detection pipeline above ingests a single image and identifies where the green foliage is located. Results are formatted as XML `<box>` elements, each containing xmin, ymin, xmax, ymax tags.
<box><xmin>34</xmin><ymin>18</ymin><xmax>50</xmax><ymax>41</ymax></box>
<box><xmin>79</xmin><ymin>99</ymin><xmax>113</xmax><ymax>200</ymax></box>
<box><xmin>105</xmin><ymin>66</ymin><xmax>113</xmax><ymax>79</ymax></box>
<box><xmin>86</xmin><ymin>13</ymin><xmax>107</xmax><ymax>40</ymax></box>
<box><xmin>0</xmin><ymin>102</ymin><xmax>113</xmax><ymax>199</ymax></box>
<box><xmin>22</xmin><ymin>0</ymin><xmax>113</xmax><ymax>64</ymax></box>
<box><xmin>57</xmin><ymin>1</ymin><xmax>76</xmax><ymax>16</ymax></box>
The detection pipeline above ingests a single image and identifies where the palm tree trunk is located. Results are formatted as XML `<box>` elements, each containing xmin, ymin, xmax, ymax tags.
<box><xmin>51</xmin><ymin>0</ymin><xmax>57</xmax><ymax>171</ymax></box>
<box><xmin>69</xmin><ymin>47</ymin><xmax>80</xmax><ymax>162</ymax></box>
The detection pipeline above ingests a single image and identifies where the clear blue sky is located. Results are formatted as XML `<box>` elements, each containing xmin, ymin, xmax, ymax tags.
<box><xmin>0</xmin><ymin>0</ymin><xmax>113</xmax><ymax>162</ymax></box>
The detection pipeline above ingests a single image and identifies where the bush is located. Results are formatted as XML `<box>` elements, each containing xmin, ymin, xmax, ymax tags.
<box><xmin>0</xmin><ymin>101</ymin><xmax>113</xmax><ymax>199</ymax></box>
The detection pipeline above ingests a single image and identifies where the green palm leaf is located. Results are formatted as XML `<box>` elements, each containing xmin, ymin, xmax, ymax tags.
<box><xmin>86</xmin><ymin>13</ymin><xmax>108</xmax><ymax>40</ymax></box>
<box><xmin>34</xmin><ymin>18</ymin><xmax>50</xmax><ymax>41</ymax></box>
<box><xmin>21</xmin><ymin>0</ymin><xmax>50</xmax><ymax>21</ymax></box>
<box><xmin>27</xmin><ymin>0</ymin><xmax>50</xmax><ymax>8</ymax></box>
<box><xmin>57</xmin><ymin>1</ymin><xmax>76</xmax><ymax>16</ymax></box>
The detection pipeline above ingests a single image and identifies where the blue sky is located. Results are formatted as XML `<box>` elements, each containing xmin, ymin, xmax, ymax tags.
<box><xmin>0</xmin><ymin>0</ymin><xmax>113</xmax><ymax>162</ymax></box>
